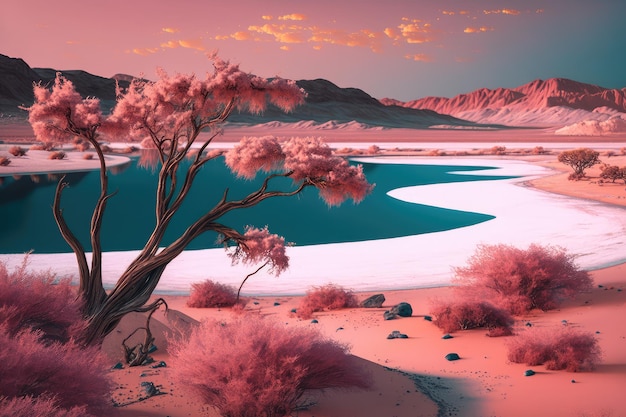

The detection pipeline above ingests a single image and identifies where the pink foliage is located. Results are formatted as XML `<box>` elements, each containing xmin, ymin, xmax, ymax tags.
<box><xmin>429</xmin><ymin>299</ymin><xmax>514</xmax><ymax>336</ymax></box>
<box><xmin>454</xmin><ymin>244</ymin><xmax>593</xmax><ymax>314</ymax></box>
<box><xmin>0</xmin><ymin>395</ymin><xmax>94</xmax><ymax>417</ymax></box>
<box><xmin>507</xmin><ymin>327</ymin><xmax>601</xmax><ymax>371</ymax></box>
<box><xmin>296</xmin><ymin>284</ymin><xmax>359</xmax><ymax>319</ymax></box>
<box><xmin>0</xmin><ymin>259</ymin><xmax>84</xmax><ymax>343</ymax></box>
<box><xmin>229</xmin><ymin>226</ymin><xmax>289</xmax><ymax>275</ymax></box>
<box><xmin>0</xmin><ymin>326</ymin><xmax>114</xmax><ymax>415</ymax></box>
<box><xmin>224</xmin><ymin>136</ymin><xmax>285</xmax><ymax>179</ymax></box>
<box><xmin>26</xmin><ymin>74</ymin><xmax>102</xmax><ymax>144</ymax></box>
<box><xmin>167</xmin><ymin>316</ymin><xmax>371</xmax><ymax>417</ymax></box>
<box><xmin>187</xmin><ymin>279</ymin><xmax>238</xmax><ymax>308</ymax></box>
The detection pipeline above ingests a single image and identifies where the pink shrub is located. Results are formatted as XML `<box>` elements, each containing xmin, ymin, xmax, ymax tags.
<box><xmin>187</xmin><ymin>279</ymin><xmax>238</xmax><ymax>308</ymax></box>
<box><xmin>296</xmin><ymin>284</ymin><xmax>358</xmax><ymax>319</ymax></box>
<box><xmin>0</xmin><ymin>326</ymin><xmax>114</xmax><ymax>415</ymax></box>
<box><xmin>167</xmin><ymin>316</ymin><xmax>371</xmax><ymax>417</ymax></box>
<box><xmin>454</xmin><ymin>244</ymin><xmax>593</xmax><ymax>314</ymax></box>
<box><xmin>507</xmin><ymin>327</ymin><xmax>601</xmax><ymax>371</ymax></box>
<box><xmin>0</xmin><ymin>395</ymin><xmax>94</xmax><ymax>417</ymax></box>
<box><xmin>0</xmin><ymin>259</ymin><xmax>84</xmax><ymax>343</ymax></box>
<box><xmin>0</xmin><ymin>156</ymin><xmax>10</xmax><ymax>166</ymax></box>
<box><xmin>48</xmin><ymin>151</ymin><xmax>66</xmax><ymax>160</ymax></box>
<box><xmin>429</xmin><ymin>300</ymin><xmax>514</xmax><ymax>337</ymax></box>
<box><xmin>8</xmin><ymin>146</ymin><xmax>27</xmax><ymax>157</ymax></box>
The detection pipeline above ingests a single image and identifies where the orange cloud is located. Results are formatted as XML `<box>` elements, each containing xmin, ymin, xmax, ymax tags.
<box><xmin>405</xmin><ymin>53</ymin><xmax>433</xmax><ymax>62</ymax></box>
<box><xmin>161</xmin><ymin>40</ymin><xmax>179</xmax><ymax>48</ymax></box>
<box><xmin>132</xmin><ymin>47</ymin><xmax>160</xmax><ymax>56</ymax></box>
<box><xmin>278</xmin><ymin>13</ymin><xmax>306</xmax><ymax>21</ymax></box>
<box><xmin>309</xmin><ymin>27</ymin><xmax>385</xmax><ymax>52</ymax></box>
<box><xmin>162</xmin><ymin>27</ymin><xmax>180</xmax><ymax>34</ymax></box>
<box><xmin>442</xmin><ymin>10</ymin><xmax>455</xmax><ymax>15</ymax></box>
<box><xmin>262</xmin><ymin>15</ymin><xmax>272</xmax><ymax>20</ymax></box>
<box><xmin>231</xmin><ymin>31</ymin><xmax>253</xmax><ymax>41</ymax></box>
<box><xmin>464</xmin><ymin>26</ymin><xmax>494</xmax><ymax>34</ymax></box>
<box><xmin>483</xmin><ymin>9</ymin><xmax>521</xmax><ymax>15</ymax></box>
<box><xmin>398</xmin><ymin>20</ymin><xmax>435</xmax><ymax>44</ymax></box>
<box><xmin>248</xmin><ymin>23</ymin><xmax>307</xmax><ymax>43</ymax></box>
<box><xmin>178</xmin><ymin>38</ymin><xmax>205</xmax><ymax>51</ymax></box>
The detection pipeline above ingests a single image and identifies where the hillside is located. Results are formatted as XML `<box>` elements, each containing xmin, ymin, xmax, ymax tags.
<box><xmin>0</xmin><ymin>54</ymin><xmax>491</xmax><ymax>130</ymax></box>
<box><xmin>382</xmin><ymin>78</ymin><xmax>626</xmax><ymax>128</ymax></box>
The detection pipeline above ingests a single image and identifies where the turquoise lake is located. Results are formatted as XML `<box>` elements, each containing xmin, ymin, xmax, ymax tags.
<box><xmin>0</xmin><ymin>158</ymin><xmax>516</xmax><ymax>254</ymax></box>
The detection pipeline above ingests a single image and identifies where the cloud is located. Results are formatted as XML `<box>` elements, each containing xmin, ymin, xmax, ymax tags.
<box><xmin>132</xmin><ymin>47</ymin><xmax>160</xmax><ymax>56</ymax></box>
<box><xmin>162</xmin><ymin>27</ymin><xmax>180</xmax><ymax>34</ymax></box>
<box><xmin>278</xmin><ymin>13</ymin><xmax>306</xmax><ymax>21</ymax></box>
<box><xmin>262</xmin><ymin>15</ymin><xmax>272</xmax><ymax>20</ymax></box>
<box><xmin>464</xmin><ymin>26</ymin><xmax>494</xmax><ymax>34</ymax></box>
<box><xmin>483</xmin><ymin>9</ymin><xmax>521</xmax><ymax>15</ymax></box>
<box><xmin>248</xmin><ymin>23</ymin><xmax>307</xmax><ymax>43</ymax></box>
<box><xmin>178</xmin><ymin>38</ymin><xmax>206</xmax><ymax>51</ymax></box>
<box><xmin>405</xmin><ymin>53</ymin><xmax>434</xmax><ymax>62</ymax></box>
<box><xmin>398</xmin><ymin>20</ymin><xmax>435</xmax><ymax>44</ymax></box>
<box><xmin>309</xmin><ymin>27</ymin><xmax>385</xmax><ymax>52</ymax></box>
<box><xmin>65</xmin><ymin>40</ymin><xmax>79</xmax><ymax>45</ymax></box>
<box><xmin>231</xmin><ymin>31</ymin><xmax>253</xmax><ymax>41</ymax></box>
<box><xmin>161</xmin><ymin>40</ymin><xmax>179</xmax><ymax>48</ymax></box>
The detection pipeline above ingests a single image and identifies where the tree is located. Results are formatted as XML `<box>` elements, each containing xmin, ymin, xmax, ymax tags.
<box><xmin>24</xmin><ymin>58</ymin><xmax>373</xmax><ymax>345</ymax></box>
<box><xmin>558</xmin><ymin>148</ymin><xmax>600</xmax><ymax>179</ymax></box>
<box><xmin>453</xmin><ymin>243</ymin><xmax>593</xmax><ymax>315</ymax></box>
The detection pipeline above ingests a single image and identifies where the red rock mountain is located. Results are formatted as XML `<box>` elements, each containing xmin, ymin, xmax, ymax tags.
<box><xmin>382</xmin><ymin>78</ymin><xmax>626</xmax><ymax>127</ymax></box>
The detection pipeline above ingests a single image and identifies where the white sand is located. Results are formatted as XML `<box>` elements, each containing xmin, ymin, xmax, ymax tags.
<box><xmin>2</xmin><ymin>155</ymin><xmax>626</xmax><ymax>296</ymax></box>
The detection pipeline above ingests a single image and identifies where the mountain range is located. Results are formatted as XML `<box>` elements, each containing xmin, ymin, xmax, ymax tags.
<box><xmin>381</xmin><ymin>78</ymin><xmax>626</xmax><ymax>128</ymax></box>
<box><xmin>0</xmin><ymin>54</ymin><xmax>487</xmax><ymax>130</ymax></box>
<box><xmin>1</xmin><ymin>53</ymin><xmax>624</xmax><ymax>132</ymax></box>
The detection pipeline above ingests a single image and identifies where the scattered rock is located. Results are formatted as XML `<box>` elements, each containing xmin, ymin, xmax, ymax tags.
<box><xmin>140</xmin><ymin>381</ymin><xmax>160</xmax><ymax>397</ymax></box>
<box><xmin>290</xmin><ymin>308</ymin><xmax>297</xmax><ymax>313</ymax></box>
<box><xmin>423</xmin><ymin>315</ymin><xmax>432</xmax><ymax>321</ymax></box>
<box><xmin>390</xmin><ymin>302</ymin><xmax>413</xmax><ymax>317</ymax></box>
<box><xmin>442</xmin><ymin>334</ymin><xmax>453</xmax><ymax>340</ymax></box>
<box><xmin>336</xmin><ymin>327</ymin><xmax>344</xmax><ymax>331</ymax></box>
<box><xmin>525</xmin><ymin>322</ymin><xmax>533</xmax><ymax>327</ymax></box>
<box><xmin>360</xmin><ymin>294</ymin><xmax>385</xmax><ymax>308</ymax></box>
<box><xmin>383</xmin><ymin>311</ymin><xmax>397</xmax><ymax>320</ymax></box>
<box><xmin>151</xmin><ymin>361</ymin><xmax>166</xmax><ymax>368</ymax></box>
<box><xmin>112</xmin><ymin>362</ymin><xmax>124</xmax><ymax>370</ymax></box>
<box><xmin>524</xmin><ymin>370</ymin><xmax>536</xmax><ymax>377</ymax></box>
<box><xmin>311</xmin><ymin>319</ymin><xmax>319</xmax><ymax>324</ymax></box>
<box><xmin>273</xmin><ymin>302</ymin><xmax>281</xmax><ymax>306</ymax></box>
<box><xmin>387</xmin><ymin>330</ymin><xmax>408</xmax><ymax>339</ymax></box>
<box><xmin>445</xmin><ymin>353</ymin><xmax>460</xmax><ymax>361</ymax></box>
<box><xmin>571</xmin><ymin>379</ymin><xmax>576</xmax><ymax>383</ymax></box>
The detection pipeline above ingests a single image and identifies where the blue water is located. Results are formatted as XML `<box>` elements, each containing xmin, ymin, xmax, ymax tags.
<box><xmin>0</xmin><ymin>158</ymin><xmax>516</xmax><ymax>254</ymax></box>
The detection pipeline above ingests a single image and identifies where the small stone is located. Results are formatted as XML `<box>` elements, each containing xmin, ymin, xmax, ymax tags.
<box><xmin>290</xmin><ymin>308</ymin><xmax>297</xmax><ymax>313</ymax></box>
<box><xmin>525</xmin><ymin>322</ymin><xmax>533</xmax><ymax>327</ymax></box>
<box><xmin>112</xmin><ymin>362</ymin><xmax>123</xmax><ymax>370</ymax></box>
<box><xmin>140</xmin><ymin>381</ymin><xmax>160</xmax><ymax>397</ymax></box>
<box><xmin>571</xmin><ymin>379</ymin><xmax>576</xmax><ymax>383</ymax></box>
<box><xmin>273</xmin><ymin>302</ymin><xmax>281</xmax><ymax>306</ymax></box>
<box><xmin>442</xmin><ymin>334</ymin><xmax>453</xmax><ymax>340</ymax></box>
<box><xmin>383</xmin><ymin>311</ymin><xmax>397</xmax><ymax>320</ymax></box>
<box><xmin>387</xmin><ymin>330</ymin><xmax>408</xmax><ymax>339</ymax></box>
<box><xmin>360</xmin><ymin>294</ymin><xmax>386</xmax><ymax>308</ymax></box>
<box><xmin>253</xmin><ymin>301</ymin><xmax>259</xmax><ymax>305</ymax></box>
<box><xmin>423</xmin><ymin>315</ymin><xmax>432</xmax><ymax>322</ymax></box>
<box><xmin>151</xmin><ymin>361</ymin><xmax>167</xmax><ymax>368</ymax></box>
<box><xmin>524</xmin><ymin>370</ymin><xmax>536</xmax><ymax>377</ymax></box>
<box><xmin>445</xmin><ymin>353</ymin><xmax>460</xmax><ymax>361</ymax></box>
<box><xmin>336</xmin><ymin>327</ymin><xmax>344</xmax><ymax>331</ymax></box>
<box><xmin>311</xmin><ymin>319</ymin><xmax>319</xmax><ymax>324</ymax></box>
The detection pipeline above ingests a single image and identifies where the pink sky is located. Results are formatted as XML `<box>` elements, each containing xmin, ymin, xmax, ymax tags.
<box><xmin>2</xmin><ymin>0</ymin><xmax>624</xmax><ymax>101</ymax></box>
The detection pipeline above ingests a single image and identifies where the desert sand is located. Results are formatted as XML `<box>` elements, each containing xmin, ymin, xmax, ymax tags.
<box><xmin>1</xmin><ymin>125</ymin><xmax>626</xmax><ymax>417</ymax></box>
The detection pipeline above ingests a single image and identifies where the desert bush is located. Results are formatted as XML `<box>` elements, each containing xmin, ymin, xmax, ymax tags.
<box><xmin>0</xmin><ymin>326</ymin><xmax>114</xmax><ymax>415</ymax></box>
<box><xmin>0</xmin><ymin>156</ymin><xmax>10</xmax><ymax>166</ymax></box>
<box><xmin>82</xmin><ymin>153</ymin><xmax>94</xmax><ymax>160</ymax></box>
<box><xmin>367</xmin><ymin>145</ymin><xmax>380</xmax><ymax>155</ymax></box>
<box><xmin>296</xmin><ymin>284</ymin><xmax>358</xmax><ymax>319</ymax></box>
<box><xmin>429</xmin><ymin>299</ymin><xmax>514</xmax><ymax>336</ymax></box>
<box><xmin>0</xmin><ymin>259</ymin><xmax>84</xmax><ymax>343</ymax></box>
<box><xmin>507</xmin><ymin>327</ymin><xmax>601</xmax><ymax>371</ymax></box>
<box><xmin>599</xmin><ymin>165</ymin><xmax>626</xmax><ymax>183</ymax></box>
<box><xmin>8</xmin><ymin>146</ymin><xmax>27</xmax><ymax>157</ymax></box>
<box><xmin>48</xmin><ymin>151</ymin><xmax>66</xmax><ymax>160</ymax></box>
<box><xmin>187</xmin><ymin>279</ymin><xmax>238</xmax><ymax>308</ymax></box>
<box><xmin>75</xmin><ymin>141</ymin><xmax>90</xmax><ymax>152</ymax></box>
<box><xmin>491</xmin><ymin>146</ymin><xmax>507</xmax><ymax>155</ymax></box>
<box><xmin>0</xmin><ymin>395</ymin><xmax>94</xmax><ymax>417</ymax></box>
<box><xmin>29</xmin><ymin>142</ymin><xmax>54</xmax><ymax>151</ymax></box>
<box><xmin>168</xmin><ymin>316</ymin><xmax>371</xmax><ymax>417</ymax></box>
<box><xmin>531</xmin><ymin>146</ymin><xmax>546</xmax><ymax>155</ymax></box>
<box><xmin>454</xmin><ymin>244</ymin><xmax>593</xmax><ymax>315</ymax></box>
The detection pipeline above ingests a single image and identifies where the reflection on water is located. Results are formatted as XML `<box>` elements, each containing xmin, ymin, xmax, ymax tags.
<box><xmin>0</xmin><ymin>157</ymin><xmax>516</xmax><ymax>254</ymax></box>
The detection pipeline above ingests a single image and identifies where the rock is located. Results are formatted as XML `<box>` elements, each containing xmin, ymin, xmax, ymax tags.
<box><xmin>273</xmin><ymin>302</ymin><xmax>281</xmax><ymax>306</ymax></box>
<box><xmin>423</xmin><ymin>315</ymin><xmax>432</xmax><ymax>321</ymax></box>
<box><xmin>445</xmin><ymin>353</ymin><xmax>460</xmax><ymax>361</ymax></box>
<box><xmin>442</xmin><ymin>334</ymin><xmax>453</xmax><ymax>340</ymax></box>
<box><xmin>360</xmin><ymin>294</ymin><xmax>385</xmax><ymax>308</ymax></box>
<box><xmin>311</xmin><ymin>319</ymin><xmax>319</xmax><ymax>324</ymax></box>
<box><xmin>524</xmin><ymin>370</ymin><xmax>536</xmax><ymax>376</ymax></box>
<box><xmin>383</xmin><ymin>311</ymin><xmax>397</xmax><ymax>320</ymax></box>
<box><xmin>112</xmin><ymin>362</ymin><xmax>123</xmax><ymax>370</ymax></box>
<box><xmin>140</xmin><ymin>381</ymin><xmax>160</xmax><ymax>397</ymax></box>
<box><xmin>390</xmin><ymin>302</ymin><xmax>413</xmax><ymax>317</ymax></box>
<box><xmin>148</xmin><ymin>344</ymin><xmax>157</xmax><ymax>353</ymax></box>
<box><xmin>387</xmin><ymin>330</ymin><xmax>408</xmax><ymax>339</ymax></box>
<box><xmin>151</xmin><ymin>361</ymin><xmax>166</xmax><ymax>368</ymax></box>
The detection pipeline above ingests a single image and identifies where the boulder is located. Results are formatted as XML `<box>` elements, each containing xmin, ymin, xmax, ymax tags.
<box><xmin>387</xmin><ymin>330</ymin><xmax>408</xmax><ymax>339</ymax></box>
<box><xmin>383</xmin><ymin>311</ymin><xmax>397</xmax><ymax>320</ymax></box>
<box><xmin>445</xmin><ymin>353</ymin><xmax>460</xmax><ymax>361</ymax></box>
<box><xmin>360</xmin><ymin>294</ymin><xmax>385</xmax><ymax>308</ymax></box>
<box><xmin>390</xmin><ymin>302</ymin><xmax>413</xmax><ymax>317</ymax></box>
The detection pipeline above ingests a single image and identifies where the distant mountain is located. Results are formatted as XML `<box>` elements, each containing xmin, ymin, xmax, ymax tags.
<box><xmin>381</xmin><ymin>78</ymin><xmax>626</xmax><ymax>127</ymax></box>
<box><xmin>0</xmin><ymin>54</ymin><xmax>494</xmax><ymax>130</ymax></box>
